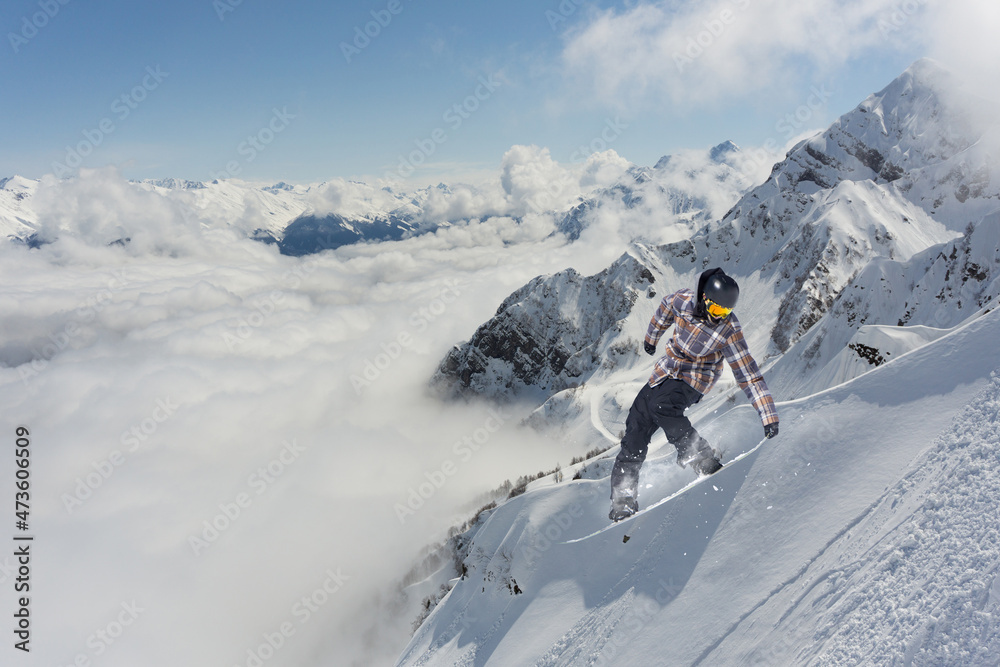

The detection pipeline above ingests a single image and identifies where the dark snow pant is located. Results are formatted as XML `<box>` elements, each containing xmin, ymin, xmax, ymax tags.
<box><xmin>610</xmin><ymin>379</ymin><xmax>709</xmax><ymax>499</ymax></box>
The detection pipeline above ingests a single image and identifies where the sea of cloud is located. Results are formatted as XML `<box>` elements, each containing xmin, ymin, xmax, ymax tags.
<box><xmin>0</xmin><ymin>166</ymin><xmax>638</xmax><ymax>666</ymax></box>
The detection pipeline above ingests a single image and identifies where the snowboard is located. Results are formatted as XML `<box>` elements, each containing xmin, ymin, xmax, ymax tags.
<box><xmin>563</xmin><ymin>436</ymin><xmax>768</xmax><ymax>544</ymax></box>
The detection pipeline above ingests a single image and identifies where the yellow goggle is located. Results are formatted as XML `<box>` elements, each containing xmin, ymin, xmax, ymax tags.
<box><xmin>705</xmin><ymin>297</ymin><xmax>733</xmax><ymax>319</ymax></box>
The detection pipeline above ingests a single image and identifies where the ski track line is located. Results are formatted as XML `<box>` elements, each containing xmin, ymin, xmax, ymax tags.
<box><xmin>536</xmin><ymin>511</ymin><xmax>682</xmax><ymax>666</ymax></box>
<box><xmin>689</xmin><ymin>485</ymin><xmax>899</xmax><ymax>666</ymax></box>
<box><xmin>589</xmin><ymin>383</ymin><xmax>620</xmax><ymax>446</ymax></box>
<box><xmin>693</xmin><ymin>461</ymin><xmax>952</xmax><ymax>665</ymax></box>
<box><xmin>532</xmin><ymin>592</ymin><xmax>636</xmax><ymax>667</ymax></box>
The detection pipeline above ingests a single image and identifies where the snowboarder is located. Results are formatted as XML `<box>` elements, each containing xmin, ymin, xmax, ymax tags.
<box><xmin>609</xmin><ymin>267</ymin><xmax>780</xmax><ymax>521</ymax></box>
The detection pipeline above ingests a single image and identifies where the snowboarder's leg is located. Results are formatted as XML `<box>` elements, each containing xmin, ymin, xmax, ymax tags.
<box><xmin>650</xmin><ymin>380</ymin><xmax>722</xmax><ymax>475</ymax></box>
<box><xmin>610</xmin><ymin>384</ymin><xmax>657</xmax><ymax>520</ymax></box>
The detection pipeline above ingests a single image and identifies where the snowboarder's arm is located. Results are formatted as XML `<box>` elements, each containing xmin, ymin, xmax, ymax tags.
<box><xmin>722</xmin><ymin>327</ymin><xmax>779</xmax><ymax>428</ymax></box>
<box><xmin>644</xmin><ymin>293</ymin><xmax>678</xmax><ymax>348</ymax></box>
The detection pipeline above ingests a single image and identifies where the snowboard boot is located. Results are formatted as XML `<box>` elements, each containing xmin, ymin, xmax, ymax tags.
<box><xmin>675</xmin><ymin>435</ymin><xmax>710</xmax><ymax>468</ymax></box>
<box><xmin>675</xmin><ymin>445</ymin><xmax>701</xmax><ymax>469</ymax></box>
<box><xmin>693</xmin><ymin>453</ymin><xmax>723</xmax><ymax>475</ymax></box>
<box><xmin>677</xmin><ymin>437</ymin><xmax>722</xmax><ymax>475</ymax></box>
<box><xmin>609</xmin><ymin>491</ymin><xmax>638</xmax><ymax>522</ymax></box>
<box><xmin>609</xmin><ymin>459</ymin><xmax>641</xmax><ymax>521</ymax></box>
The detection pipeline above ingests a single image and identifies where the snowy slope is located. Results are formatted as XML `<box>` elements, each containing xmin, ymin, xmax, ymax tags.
<box><xmin>677</xmin><ymin>58</ymin><xmax>995</xmax><ymax>356</ymax></box>
<box><xmin>397</xmin><ymin>305</ymin><xmax>1000</xmax><ymax>666</ymax></box>
<box><xmin>771</xmin><ymin>208</ymin><xmax>1000</xmax><ymax>399</ymax></box>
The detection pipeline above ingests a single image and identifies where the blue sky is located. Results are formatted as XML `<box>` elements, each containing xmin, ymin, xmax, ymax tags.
<box><xmin>1</xmin><ymin>0</ymin><xmax>991</xmax><ymax>185</ymax></box>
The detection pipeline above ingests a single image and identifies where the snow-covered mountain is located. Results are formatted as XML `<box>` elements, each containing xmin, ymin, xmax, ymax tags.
<box><xmin>2</xmin><ymin>141</ymin><xmax>758</xmax><ymax>255</ymax></box>
<box><xmin>397</xmin><ymin>58</ymin><xmax>1000</xmax><ymax>664</ymax></box>
<box><xmin>433</xmin><ymin>58</ymin><xmax>998</xmax><ymax>407</ymax></box>
<box><xmin>771</xmin><ymin>209</ymin><xmax>1000</xmax><ymax>399</ymax></box>
<box><xmin>4</xmin><ymin>175</ymin><xmax>434</xmax><ymax>252</ymax></box>
<box><xmin>4</xmin><ymin>51</ymin><xmax>1000</xmax><ymax>666</ymax></box>
<box><xmin>433</xmin><ymin>255</ymin><xmax>656</xmax><ymax>401</ymax></box>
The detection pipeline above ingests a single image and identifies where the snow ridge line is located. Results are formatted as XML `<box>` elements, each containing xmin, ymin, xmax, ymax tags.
<box><xmin>532</xmin><ymin>590</ymin><xmax>637</xmax><ymax>667</ymax></box>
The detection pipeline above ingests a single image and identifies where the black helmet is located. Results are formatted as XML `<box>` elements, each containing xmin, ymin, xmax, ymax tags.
<box><xmin>704</xmin><ymin>272</ymin><xmax>739</xmax><ymax>309</ymax></box>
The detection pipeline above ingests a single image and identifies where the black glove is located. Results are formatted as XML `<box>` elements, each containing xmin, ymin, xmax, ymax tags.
<box><xmin>764</xmin><ymin>422</ymin><xmax>779</xmax><ymax>439</ymax></box>
<box><xmin>643</xmin><ymin>341</ymin><xmax>656</xmax><ymax>356</ymax></box>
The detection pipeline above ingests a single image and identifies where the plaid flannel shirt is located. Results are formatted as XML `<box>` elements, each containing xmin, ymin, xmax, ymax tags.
<box><xmin>645</xmin><ymin>288</ymin><xmax>779</xmax><ymax>427</ymax></box>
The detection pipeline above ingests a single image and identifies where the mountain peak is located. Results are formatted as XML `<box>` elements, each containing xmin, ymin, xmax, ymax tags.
<box><xmin>137</xmin><ymin>177</ymin><xmax>207</xmax><ymax>190</ymax></box>
<box><xmin>0</xmin><ymin>175</ymin><xmax>36</xmax><ymax>191</ymax></box>
<box><xmin>709</xmin><ymin>140</ymin><xmax>740</xmax><ymax>163</ymax></box>
<box><xmin>856</xmin><ymin>57</ymin><xmax>953</xmax><ymax>114</ymax></box>
<box><xmin>899</xmin><ymin>57</ymin><xmax>951</xmax><ymax>88</ymax></box>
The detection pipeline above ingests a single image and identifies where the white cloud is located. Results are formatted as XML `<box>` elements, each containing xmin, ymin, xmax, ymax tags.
<box><xmin>497</xmin><ymin>144</ymin><xmax>638</xmax><ymax>217</ymax></box>
<box><xmin>579</xmin><ymin>149</ymin><xmax>633</xmax><ymax>189</ymax></box>
<box><xmin>418</xmin><ymin>182</ymin><xmax>510</xmax><ymax>223</ymax></box>
<box><xmin>500</xmin><ymin>144</ymin><xmax>580</xmax><ymax>215</ymax></box>
<box><xmin>923</xmin><ymin>0</ymin><xmax>1000</xmax><ymax>105</ymax></box>
<box><xmin>0</xmin><ymin>176</ymin><xmax>636</xmax><ymax>665</ymax></box>
<box><xmin>33</xmin><ymin>167</ymin><xmax>210</xmax><ymax>255</ymax></box>
<box><xmin>559</xmin><ymin>0</ymin><xmax>937</xmax><ymax>110</ymax></box>
<box><xmin>305</xmin><ymin>177</ymin><xmax>412</xmax><ymax>219</ymax></box>
<box><xmin>575</xmin><ymin>144</ymin><xmax>760</xmax><ymax>246</ymax></box>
